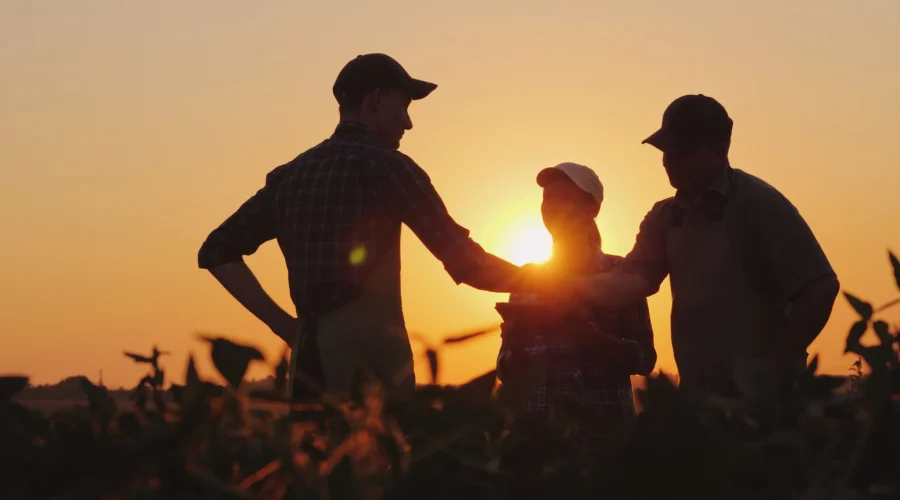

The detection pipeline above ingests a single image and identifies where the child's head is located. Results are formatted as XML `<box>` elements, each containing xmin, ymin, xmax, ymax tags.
<box><xmin>537</xmin><ymin>163</ymin><xmax>604</xmax><ymax>240</ymax></box>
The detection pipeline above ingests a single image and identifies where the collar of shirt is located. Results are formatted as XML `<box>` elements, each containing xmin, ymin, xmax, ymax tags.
<box><xmin>331</xmin><ymin>121</ymin><xmax>382</xmax><ymax>146</ymax></box>
<box><xmin>672</xmin><ymin>165</ymin><xmax>734</xmax><ymax>220</ymax></box>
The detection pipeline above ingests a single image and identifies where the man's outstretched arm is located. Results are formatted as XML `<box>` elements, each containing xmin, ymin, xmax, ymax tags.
<box><xmin>568</xmin><ymin>201</ymin><xmax>672</xmax><ymax>307</ymax></box>
<box><xmin>571</xmin><ymin>271</ymin><xmax>655</xmax><ymax>309</ymax></box>
<box><xmin>198</xmin><ymin>179</ymin><xmax>298</xmax><ymax>344</ymax></box>
<box><xmin>380</xmin><ymin>155</ymin><xmax>525</xmax><ymax>293</ymax></box>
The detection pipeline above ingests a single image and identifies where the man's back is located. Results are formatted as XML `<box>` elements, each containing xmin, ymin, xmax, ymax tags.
<box><xmin>197</xmin><ymin>54</ymin><xmax>529</xmax><ymax>396</ymax></box>
<box><xmin>198</xmin><ymin>121</ymin><xmax>491</xmax><ymax>318</ymax></box>
<box><xmin>269</xmin><ymin>123</ymin><xmax>409</xmax><ymax>315</ymax></box>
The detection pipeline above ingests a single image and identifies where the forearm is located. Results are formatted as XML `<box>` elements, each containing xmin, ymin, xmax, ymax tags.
<box><xmin>460</xmin><ymin>254</ymin><xmax>525</xmax><ymax>293</ymax></box>
<box><xmin>207</xmin><ymin>261</ymin><xmax>296</xmax><ymax>342</ymax></box>
<box><xmin>777</xmin><ymin>275</ymin><xmax>841</xmax><ymax>357</ymax></box>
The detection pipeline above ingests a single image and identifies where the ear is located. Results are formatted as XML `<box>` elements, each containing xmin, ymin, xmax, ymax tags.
<box><xmin>369</xmin><ymin>88</ymin><xmax>383</xmax><ymax>112</ymax></box>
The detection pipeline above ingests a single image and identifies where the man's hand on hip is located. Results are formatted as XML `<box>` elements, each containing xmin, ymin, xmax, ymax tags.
<box><xmin>207</xmin><ymin>261</ymin><xmax>301</xmax><ymax>346</ymax></box>
<box><xmin>269</xmin><ymin>315</ymin><xmax>301</xmax><ymax>346</ymax></box>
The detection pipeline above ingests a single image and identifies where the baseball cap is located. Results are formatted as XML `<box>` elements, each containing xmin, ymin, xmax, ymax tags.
<box><xmin>536</xmin><ymin>162</ymin><xmax>604</xmax><ymax>206</ymax></box>
<box><xmin>333</xmin><ymin>53</ymin><xmax>437</xmax><ymax>106</ymax></box>
<box><xmin>642</xmin><ymin>94</ymin><xmax>733</xmax><ymax>151</ymax></box>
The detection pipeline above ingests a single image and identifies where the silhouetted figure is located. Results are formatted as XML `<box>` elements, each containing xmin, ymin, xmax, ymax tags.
<box><xmin>561</xmin><ymin>95</ymin><xmax>839</xmax><ymax>400</ymax></box>
<box><xmin>197</xmin><ymin>54</ymin><xmax>530</xmax><ymax>402</ymax></box>
<box><xmin>496</xmin><ymin>163</ymin><xmax>656</xmax><ymax>473</ymax></box>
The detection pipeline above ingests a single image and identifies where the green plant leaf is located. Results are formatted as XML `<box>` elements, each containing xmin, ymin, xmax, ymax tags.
<box><xmin>855</xmin><ymin>346</ymin><xmax>893</xmax><ymax>374</ymax></box>
<box><xmin>199</xmin><ymin>335</ymin><xmax>265</xmax><ymax>389</ymax></box>
<box><xmin>872</xmin><ymin>321</ymin><xmax>893</xmax><ymax>347</ymax></box>
<box><xmin>0</xmin><ymin>376</ymin><xmax>29</xmax><ymax>402</ymax></box>
<box><xmin>425</xmin><ymin>348</ymin><xmax>439</xmax><ymax>385</ymax></box>
<box><xmin>845</xmin><ymin>320</ymin><xmax>868</xmax><ymax>353</ymax></box>
<box><xmin>185</xmin><ymin>355</ymin><xmax>201</xmax><ymax>388</ymax></box>
<box><xmin>890</xmin><ymin>251</ymin><xmax>900</xmax><ymax>291</ymax></box>
<box><xmin>843</xmin><ymin>292</ymin><xmax>873</xmax><ymax>321</ymax></box>
<box><xmin>805</xmin><ymin>355</ymin><xmax>819</xmax><ymax>378</ymax></box>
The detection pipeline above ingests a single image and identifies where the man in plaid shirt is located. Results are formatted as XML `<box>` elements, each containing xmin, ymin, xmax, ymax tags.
<box><xmin>197</xmin><ymin>54</ymin><xmax>527</xmax><ymax>399</ymax></box>
<box><xmin>497</xmin><ymin>163</ymin><xmax>656</xmax><ymax>436</ymax></box>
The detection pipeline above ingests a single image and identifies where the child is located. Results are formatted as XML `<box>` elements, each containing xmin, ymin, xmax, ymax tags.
<box><xmin>497</xmin><ymin>163</ymin><xmax>657</xmax><ymax>440</ymax></box>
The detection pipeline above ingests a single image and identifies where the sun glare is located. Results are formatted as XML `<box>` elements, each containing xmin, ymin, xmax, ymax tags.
<box><xmin>500</xmin><ymin>223</ymin><xmax>553</xmax><ymax>266</ymax></box>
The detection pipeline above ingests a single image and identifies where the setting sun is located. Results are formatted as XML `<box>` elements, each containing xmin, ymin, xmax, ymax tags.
<box><xmin>496</xmin><ymin>221</ymin><xmax>553</xmax><ymax>266</ymax></box>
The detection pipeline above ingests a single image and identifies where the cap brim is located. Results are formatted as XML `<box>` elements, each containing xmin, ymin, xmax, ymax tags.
<box><xmin>641</xmin><ymin>128</ymin><xmax>670</xmax><ymax>150</ymax></box>
<box><xmin>536</xmin><ymin>167</ymin><xmax>568</xmax><ymax>187</ymax></box>
<box><xmin>405</xmin><ymin>79</ymin><xmax>437</xmax><ymax>100</ymax></box>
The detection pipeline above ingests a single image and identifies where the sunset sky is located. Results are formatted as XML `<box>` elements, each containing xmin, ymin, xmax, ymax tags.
<box><xmin>2</xmin><ymin>1</ymin><xmax>899</xmax><ymax>388</ymax></box>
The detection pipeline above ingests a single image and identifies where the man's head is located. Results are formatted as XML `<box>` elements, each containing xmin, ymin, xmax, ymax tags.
<box><xmin>537</xmin><ymin>163</ymin><xmax>604</xmax><ymax>241</ymax></box>
<box><xmin>642</xmin><ymin>94</ymin><xmax>733</xmax><ymax>193</ymax></box>
<box><xmin>333</xmin><ymin>53</ymin><xmax>437</xmax><ymax>150</ymax></box>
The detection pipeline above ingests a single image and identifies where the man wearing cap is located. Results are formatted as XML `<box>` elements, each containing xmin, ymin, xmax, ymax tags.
<box><xmin>565</xmin><ymin>95</ymin><xmax>839</xmax><ymax>399</ymax></box>
<box><xmin>496</xmin><ymin>162</ymin><xmax>655</xmax><ymax>437</ymax></box>
<box><xmin>197</xmin><ymin>53</ymin><xmax>526</xmax><ymax>399</ymax></box>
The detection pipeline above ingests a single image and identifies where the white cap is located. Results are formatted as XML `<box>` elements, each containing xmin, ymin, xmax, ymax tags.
<box><xmin>536</xmin><ymin>162</ymin><xmax>604</xmax><ymax>205</ymax></box>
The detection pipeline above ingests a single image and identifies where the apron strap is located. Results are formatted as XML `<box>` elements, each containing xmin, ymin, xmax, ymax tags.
<box><xmin>288</xmin><ymin>316</ymin><xmax>326</xmax><ymax>404</ymax></box>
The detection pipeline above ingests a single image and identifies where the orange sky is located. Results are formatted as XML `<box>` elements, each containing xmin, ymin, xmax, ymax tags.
<box><xmin>2</xmin><ymin>1</ymin><xmax>899</xmax><ymax>388</ymax></box>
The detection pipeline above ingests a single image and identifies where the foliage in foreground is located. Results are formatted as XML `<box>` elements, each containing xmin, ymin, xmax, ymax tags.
<box><xmin>2</xmin><ymin>253</ymin><xmax>900</xmax><ymax>499</ymax></box>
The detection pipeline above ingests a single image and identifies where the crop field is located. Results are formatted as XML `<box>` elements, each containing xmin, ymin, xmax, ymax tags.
<box><xmin>1</xmin><ymin>252</ymin><xmax>899</xmax><ymax>499</ymax></box>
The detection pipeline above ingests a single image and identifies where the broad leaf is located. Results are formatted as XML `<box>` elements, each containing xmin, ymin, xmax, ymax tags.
<box><xmin>843</xmin><ymin>292</ymin><xmax>873</xmax><ymax>321</ymax></box>
<box><xmin>845</xmin><ymin>320</ymin><xmax>868</xmax><ymax>354</ymax></box>
<box><xmin>185</xmin><ymin>355</ymin><xmax>201</xmax><ymax>388</ymax></box>
<box><xmin>0</xmin><ymin>376</ymin><xmax>28</xmax><ymax>402</ymax></box>
<box><xmin>804</xmin><ymin>355</ymin><xmax>819</xmax><ymax>378</ymax></box>
<box><xmin>873</xmin><ymin>321</ymin><xmax>893</xmax><ymax>347</ymax></box>
<box><xmin>890</xmin><ymin>251</ymin><xmax>900</xmax><ymax>291</ymax></box>
<box><xmin>199</xmin><ymin>335</ymin><xmax>265</xmax><ymax>389</ymax></box>
<box><xmin>856</xmin><ymin>346</ymin><xmax>893</xmax><ymax>374</ymax></box>
<box><xmin>425</xmin><ymin>348</ymin><xmax>439</xmax><ymax>385</ymax></box>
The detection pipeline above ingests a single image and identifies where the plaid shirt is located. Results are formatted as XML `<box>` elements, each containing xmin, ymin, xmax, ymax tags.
<box><xmin>497</xmin><ymin>252</ymin><xmax>656</xmax><ymax>426</ymax></box>
<box><xmin>198</xmin><ymin>121</ymin><xmax>494</xmax><ymax>316</ymax></box>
